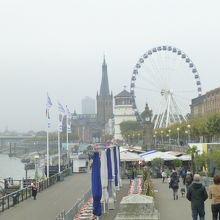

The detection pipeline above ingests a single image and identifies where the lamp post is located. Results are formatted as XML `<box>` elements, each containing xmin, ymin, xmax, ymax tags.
<box><xmin>34</xmin><ymin>155</ymin><xmax>40</xmax><ymax>182</ymax></box>
<box><xmin>133</xmin><ymin>133</ymin><xmax>135</xmax><ymax>145</ymax></box>
<box><xmin>166</xmin><ymin>134</ymin><xmax>169</xmax><ymax>144</ymax></box>
<box><xmin>154</xmin><ymin>131</ymin><xmax>157</xmax><ymax>145</ymax></box>
<box><xmin>168</xmin><ymin>129</ymin><xmax>171</xmax><ymax>144</ymax></box>
<box><xmin>138</xmin><ymin>133</ymin><xmax>140</xmax><ymax>144</ymax></box>
<box><xmin>185</xmin><ymin>130</ymin><xmax>188</xmax><ymax>145</ymax></box>
<box><xmin>161</xmin><ymin>131</ymin><xmax>164</xmax><ymax>144</ymax></box>
<box><xmin>177</xmin><ymin>127</ymin><xmax>180</xmax><ymax>146</ymax></box>
<box><xmin>187</xmin><ymin>124</ymin><xmax>191</xmax><ymax>143</ymax></box>
<box><xmin>153</xmin><ymin>135</ymin><xmax>156</xmax><ymax>145</ymax></box>
<box><xmin>128</xmin><ymin>135</ymin><xmax>130</xmax><ymax>145</ymax></box>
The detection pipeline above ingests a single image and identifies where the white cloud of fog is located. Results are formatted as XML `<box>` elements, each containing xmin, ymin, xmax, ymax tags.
<box><xmin>0</xmin><ymin>0</ymin><xmax>219</xmax><ymax>131</ymax></box>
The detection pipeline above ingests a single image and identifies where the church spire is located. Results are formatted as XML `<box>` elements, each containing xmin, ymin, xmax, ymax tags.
<box><xmin>100</xmin><ymin>56</ymin><xmax>110</xmax><ymax>97</ymax></box>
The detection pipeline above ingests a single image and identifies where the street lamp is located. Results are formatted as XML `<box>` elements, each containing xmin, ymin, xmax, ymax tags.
<box><xmin>177</xmin><ymin>127</ymin><xmax>180</xmax><ymax>146</ymax></box>
<box><xmin>138</xmin><ymin>133</ymin><xmax>140</xmax><ymax>144</ymax></box>
<box><xmin>154</xmin><ymin>131</ymin><xmax>157</xmax><ymax>145</ymax></box>
<box><xmin>128</xmin><ymin>135</ymin><xmax>130</xmax><ymax>145</ymax></box>
<box><xmin>187</xmin><ymin>124</ymin><xmax>191</xmax><ymax>143</ymax></box>
<box><xmin>168</xmin><ymin>129</ymin><xmax>171</xmax><ymax>144</ymax></box>
<box><xmin>166</xmin><ymin>134</ymin><xmax>169</xmax><ymax>144</ymax></box>
<box><xmin>34</xmin><ymin>155</ymin><xmax>40</xmax><ymax>182</ymax></box>
<box><xmin>153</xmin><ymin>135</ymin><xmax>156</xmax><ymax>145</ymax></box>
<box><xmin>161</xmin><ymin>130</ymin><xmax>164</xmax><ymax>144</ymax></box>
<box><xmin>185</xmin><ymin>130</ymin><xmax>188</xmax><ymax>144</ymax></box>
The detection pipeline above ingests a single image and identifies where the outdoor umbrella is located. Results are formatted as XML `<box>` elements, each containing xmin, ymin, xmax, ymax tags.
<box><xmin>113</xmin><ymin>146</ymin><xmax>118</xmax><ymax>187</ymax></box>
<box><xmin>110</xmin><ymin>148</ymin><xmax>116</xmax><ymax>199</ymax></box>
<box><xmin>92</xmin><ymin>152</ymin><xmax>102</xmax><ymax>216</ymax></box>
<box><xmin>100</xmin><ymin>150</ymin><xmax>108</xmax><ymax>213</ymax></box>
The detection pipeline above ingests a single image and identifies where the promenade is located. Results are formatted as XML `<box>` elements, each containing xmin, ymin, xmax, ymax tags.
<box><xmin>0</xmin><ymin>173</ymin><xmax>90</xmax><ymax>220</ymax></box>
<box><xmin>153</xmin><ymin>178</ymin><xmax>212</xmax><ymax>220</ymax></box>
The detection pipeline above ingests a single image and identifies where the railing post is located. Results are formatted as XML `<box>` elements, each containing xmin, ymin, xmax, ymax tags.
<box><xmin>7</xmin><ymin>196</ymin><xmax>9</xmax><ymax>209</ymax></box>
<box><xmin>2</xmin><ymin>197</ymin><xmax>4</xmax><ymax>212</ymax></box>
<box><xmin>21</xmin><ymin>189</ymin><xmax>24</xmax><ymax>201</ymax></box>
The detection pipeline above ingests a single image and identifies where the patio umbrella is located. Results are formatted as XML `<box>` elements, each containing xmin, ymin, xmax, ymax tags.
<box><xmin>100</xmin><ymin>150</ymin><xmax>108</xmax><ymax>213</ymax></box>
<box><xmin>110</xmin><ymin>148</ymin><xmax>116</xmax><ymax>199</ymax></box>
<box><xmin>92</xmin><ymin>152</ymin><xmax>102</xmax><ymax>216</ymax></box>
<box><xmin>113</xmin><ymin>147</ymin><xmax>118</xmax><ymax>187</ymax></box>
<box><xmin>117</xmin><ymin>146</ymin><xmax>122</xmax><ymax>187</ymax></box>
<box><xmin>106</xmin><ymin>148</ymin><xmax>114</xmax><ymax>209</ymax></box>
<box><xmin>106</xmin><ymin>148</ymin><xmax>113</xmax><ymax>180</ymax></box>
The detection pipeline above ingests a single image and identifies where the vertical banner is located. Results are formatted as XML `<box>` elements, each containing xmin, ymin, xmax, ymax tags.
<box><xmin>66</xmin><ymin>106</ymin><xmax>72</xmax><ymax>134</ymax></box>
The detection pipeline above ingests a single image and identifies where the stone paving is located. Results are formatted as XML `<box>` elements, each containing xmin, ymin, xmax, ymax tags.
<box><xmin>153</xmin><ymin>178</ymin><xmax>212</xmax><ymax>220</ymax></box>
<box><xmin>0</xmin><ymin>173</ymin><xmax>90</xmax><ymax>220</ymax></box>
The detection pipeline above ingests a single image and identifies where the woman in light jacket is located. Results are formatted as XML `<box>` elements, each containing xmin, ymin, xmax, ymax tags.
<box><xmin>209</xmin><ymin>175</ymin><xmax>220</xmax><ymax>220</ymax></box>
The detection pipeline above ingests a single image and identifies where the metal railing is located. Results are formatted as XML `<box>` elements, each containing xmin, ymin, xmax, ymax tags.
<box><xmin>0</xmin><ymin>167</ymin><xmax>73</xmax><ymax>213</ymax></box>
<box><xmin>56</xmin><ymin>189</ymin><xmax>91</xmax><ymax>220</ymax></box>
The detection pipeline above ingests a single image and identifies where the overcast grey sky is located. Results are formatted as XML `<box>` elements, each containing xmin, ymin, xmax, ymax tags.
<box><xmin>0</xmin><ymin>0</ymin><xmax>220</xmax><ymax>132</ymax></box>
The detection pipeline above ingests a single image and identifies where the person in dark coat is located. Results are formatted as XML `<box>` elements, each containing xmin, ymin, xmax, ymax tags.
<box><xmin>169</xmin><ymin>171</ymin><xmax>179</xmax><ymax>200</ymax></box>
<box><xmin>31</xmin><ymin>182</ymin><xmax>38</xmax><ymax>200</ymax></box>
<box><xmin>187</xmin><ymin>174</ymin><xmax>208</xmax><ymax>220</ymax></box>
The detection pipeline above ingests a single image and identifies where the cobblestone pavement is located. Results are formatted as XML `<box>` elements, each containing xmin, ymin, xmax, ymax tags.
<box><xmin>0</xmin><ymin>173</ymin><xmax>90</xmax><ymax>220</ymax></box>
<box><xmin>153</xmin><ymin>178</ymin><xmax>212</xmax><ymax>220</ymax></box>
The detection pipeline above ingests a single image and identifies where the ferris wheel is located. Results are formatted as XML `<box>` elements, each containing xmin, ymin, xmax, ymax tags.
<box><xmin>130</xmin><ymin>45</ymin><xmax>202</xmax><ymax>129</ymax></box>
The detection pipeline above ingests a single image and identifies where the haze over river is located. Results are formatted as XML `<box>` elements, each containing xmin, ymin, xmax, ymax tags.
<box><xmin>0</xmin><ymin>154</ymin><xmax>35</xmax><ymax>182</ymax></box>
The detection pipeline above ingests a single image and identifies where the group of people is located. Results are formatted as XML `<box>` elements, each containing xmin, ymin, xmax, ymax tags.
<box><xmin>162</xmin><ymin>169</ymin><xmax>220</xmax><ymax>220</ymax></box>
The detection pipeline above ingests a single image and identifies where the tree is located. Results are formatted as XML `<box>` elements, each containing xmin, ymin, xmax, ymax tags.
<box><xmin>151</xmin><ymin>158</ymin><xmax>164</xmax><ymax>170</ymax></box>
<box><xmin>209</xmin><ymin>150</ymin><xmax>220</xmax><ymax>171</ymax></box>
<box><xmin>172</xmin><ymin>159</ymin><xmax>182</xmax><ymax>168</ymax></box>
<box><xmin>194</xmin><ymin>153</ymin><xmax>209</xmax><ymax>172</ymax></box>
<box><xmin>120</xmin><ymin>121</ymin><xmax>142</xmax><ymax>134</ymax></box>
<box><xmin>187</xmin><ymin>145</ymin><xmax>199</xmax><ymax>174</ymax></box>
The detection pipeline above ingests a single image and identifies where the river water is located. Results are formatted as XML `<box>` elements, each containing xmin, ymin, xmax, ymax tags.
<box><xmin>0</xmin><ymin>154</ymin><xmax>35</xmax><ymax>182</ymax></box>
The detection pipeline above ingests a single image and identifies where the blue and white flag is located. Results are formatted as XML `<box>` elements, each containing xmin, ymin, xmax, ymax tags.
<box><xmin>58</xmin><ymin>102</ymin><xmax>65</xmax><ymax>132</ymax></box>
<box><xmin>46</xmin><ymin>94</ymin><xmax>53</xmax><ymax>128</ymax></box>
<box><xmin>66</xmin><ymin>106</ymin><xmax>72</xmax><ymax>134</ymax></box>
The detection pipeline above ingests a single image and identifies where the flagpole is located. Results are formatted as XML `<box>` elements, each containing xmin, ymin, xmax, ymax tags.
<box><xmin>58</xmin><ymin>130</ymin><xmax>61</xmax><ymax>173</ymax></box>
<box><xmin>66</xmin><ymin>115</ymin><xmax>69</xmax><ymax>163</ymax></box>
<box><xmin>47</xmin><ymin>125</ymin><xmax>49</xmax><ymax>178</ymax></box>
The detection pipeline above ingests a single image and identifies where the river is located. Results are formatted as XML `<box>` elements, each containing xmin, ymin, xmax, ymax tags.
<box><xmin>0</xmin><ymin>154</ymin><xmax>35</xmax><ymax>183</ymax></box>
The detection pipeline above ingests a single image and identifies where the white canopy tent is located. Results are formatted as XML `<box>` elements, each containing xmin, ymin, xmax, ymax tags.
<box><xmin>120</xmin><ymin>151</ymin><xmax>143</xmax><ymax>162</ymax></box>
<box><xmin>178</xmin><ymin>154</ymin><xmax>191</xmax><ymax>161</ymax></box>
<box><xmin>140</xmin><ymin>151</ymin><xmax>178</xmax><ymax>161</ymax></box>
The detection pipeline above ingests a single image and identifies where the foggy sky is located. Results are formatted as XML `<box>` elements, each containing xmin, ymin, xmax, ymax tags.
<box><xmin>0</xmin><ymin>0</ymin><xmax>220</xmax><ymax>132</ymax></box>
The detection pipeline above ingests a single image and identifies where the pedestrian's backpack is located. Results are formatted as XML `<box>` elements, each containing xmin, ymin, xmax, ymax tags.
<box><xmin>172</xmin><ymin>178</ymin><xmax>179</xmax><ymax>188</ymax></box>
<box><xmin>186</xmin><ymin>174</ymin><xmax>192</xmax><ymax>183</ymax></box>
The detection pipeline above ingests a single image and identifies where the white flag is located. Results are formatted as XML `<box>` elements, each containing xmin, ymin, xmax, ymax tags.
<box><xmin>46</xmin><ymin>94</ymin><xmax>53</xmax><ymax>128</ymax></box>
<box><xmin>66</xmin><ymin>106</ymin><xmax>72</xmax><ymax>134</ymax></box>
<box><xmin>58</xmin><ymin>102</ymin><xmax>65</xmax><ymax>132</ymax></box>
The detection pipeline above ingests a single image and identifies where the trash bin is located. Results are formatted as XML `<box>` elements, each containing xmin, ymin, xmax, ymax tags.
<box><xmin>12</xmin><ymin>193</ymin><xmax>19</xmax><ymax>205</ymax></box>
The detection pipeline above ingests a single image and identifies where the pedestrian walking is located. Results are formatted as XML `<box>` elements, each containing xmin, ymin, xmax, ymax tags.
<box><xmin>31</xmin><ymin>182</ymin><xmax>38</xmax><ymax>200</ymax></box>
<box><xmin>209</xmin><ymin>175</ymin><xmax>220</xmax><ymax>220</ymax></box>
<box><xmin>169</xmin><ymin>171</ymin><xmax>179</xmax><ymax>200</ymax></box>
<box><xmin>186</xmin><ymin>171</ymin><xmax>193</xmax><ymax>191</ymax></box>
<box><xmin>162</xmin><ymin>170</ymin><xmax>166</xmax><ymax>183</ymax></box>
<box><xmin>186</xmin><ymin>174</ymin><xmax>208</xmax><ymax>220</ymax></box>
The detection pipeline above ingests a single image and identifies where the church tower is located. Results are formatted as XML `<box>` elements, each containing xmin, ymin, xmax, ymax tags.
<box><xmin>97</xmin><ymin>57</ymin><xmax>113</xmax><ymax>125</ymax></box>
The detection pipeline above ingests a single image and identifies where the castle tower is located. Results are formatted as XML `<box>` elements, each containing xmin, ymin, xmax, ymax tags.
<box><xmin>114</xmin><ymin>88</ymin><xmax>136</xmax><ymax>140</ymax></box>
<box><xmin>97</xmin><ymin>57</ymin><xmax>113</xmax><ymax>125</ymax></box>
